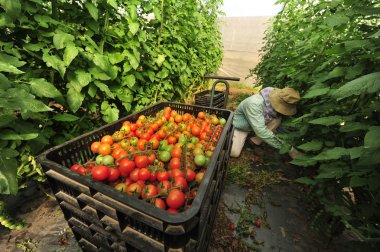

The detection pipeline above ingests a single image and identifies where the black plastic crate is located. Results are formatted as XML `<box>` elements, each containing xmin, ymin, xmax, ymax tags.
<box><xmin>194</xmin><ymin>90</ymin><xmax>227</xmax><ymax>109</ymax></box>
<box><xmin>37</xmin><ymin>102</ymin><xmax>234</xmax><ymax>252</ymax></box>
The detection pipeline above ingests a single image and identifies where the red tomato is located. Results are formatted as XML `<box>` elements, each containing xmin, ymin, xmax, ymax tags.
<box><xmin>157</xmin><ymin>129</ymin><xmax>166</xmax><ymax>139</ymax></box>
<box><xmin>148</xmin><ymin>138</ymin><xmax>159</xmax><ymax>150</ymax></box>
<box><xmin>101</xmin><ymin>135</ymin><xmax>114</xmax><ymax>145</ymax></box>
<box><xmin>148</xmin><ymin>153</ymin><xmax>156</xmax><ymax>165</ymax></box>
<box><xmin>149</xmin><ymin>171</ymin><xmax>157</xmax><ymax>182</ymax></box>
<box><xmin>173</xmin><ymin>176</ymin><xmax>188</xmax><ymax>191</ymax></box>
<box><xmin>127</xmin><ymin>183</ymin><xmax>142</xmax><ymax>197</ymax></box>
<box><xmin>167</xmin><ymin>135</ymin><xmax>177</xmax><ymax>145</ymax></box>
<box><xmin>153</xmin><ymin>198</ymin><xmax>166</xmax><ymax>210</ymax></box>
<box><xmin>158</xmin><ymin>180</ymin><xmax>171</xmax><ymax>196</ymax></box>
<box><xmin>124</xmin><ymin>177</ymin><xmax>133</xmax><ymax>187</ymax></box>
<box><xmin>156</xmin><ymin>170</ymin><xmax>169</xmax><ymax>182</ymax></box>
<box><xmin>171</xmin><ymin>147</ymin><xmax>182</xmax><ymax>158</ymax></box>
<box><xmin>195</xmin><ymin>172</ymin><xmax>205</xmax><ymax>184</ymax></box>
<box><xmin>92</xmin><ymin>166</ymin><xmax>110</xmax><ymax>181</ymax></box>
<box><xmin>118</xmin><ymin>158</ymin><xmax>135</xmax><ymax>177</ymax></box>
<box><xmin>167</xmin><ymin>208</ymin><xmax>178</xmax><ymax>213</ymax></box>
<box><xmin>70</xmin><ymin>163</ymin><xmax>81</xmax><ymax>172</ymax></box>
<box><xmin>77</xmin><ymin>166</ymin><xmax>88</xmax><ymax>175</ymax></box>
<box><xmin>130</xmin><ymin>169</ymin><xmax>140</xmax><ymax>182</ymax></box>
<box><xmin>108</xmin><ymin>168</ymin><xmax>121</xmax><ymax>182</ymax></box>
<box><xmin>112</xmin><ymin>148</ymin><xmax>127</xmax><ymax>160</ymax></box>
<box><xmin>191</xmin><ymin>126</ymin><xmax>201</xmax><ymax>136</ymax></box>
<box><xmin>166</xmin><ymin>189</ymin><xmax>185</xmax><ymax>209</ymax></box>
<box><xmin>169</xmin><ymin>157</ymin><xmax>182</xmax><ymax>170</ymax></box>
<box><xmin>140</xmin><ymin>132</ymin><xmax>151</xmax><ymax>141</ymax></box>
<box><xmin>137</xmin><ymin>139</ymin><xmax>147</xmax><ymax>151</ymax></box>
<box><xmin>134</xmin><ymin>155</ymin><xmax>149</xmax><ymax>168</ymax></box>
<box><xmin>98</xmin><ymin>143</ymin><xmax>111</xmax><ymax>155</ymax></box>
<box><xmin>171</xmin><ymin>169</ymin><xmax>185</xmax><ymax>178</ymax></box>
<box><xmin>138</xmin><ymin>168</ymin><xmax>151</xmax><ymax>181</ymax></box>
<box><xmin>90</xmin><ymin>142</ymin><xmax>100</xmax><ymax>153</ymax></box>
<box><xmin>197</xmin><ymin>111</ymin><xmax>205</xmax><ymax>119</ymax></box>
<box><xmin>141</xmin><ymin>184</ymin><xmax>158</xmax><ymax>199</ymax></box>
<box><xmin>185</xmin><ymin>169</ymin><xmax>196</xmax><ymax>182</ymax></box>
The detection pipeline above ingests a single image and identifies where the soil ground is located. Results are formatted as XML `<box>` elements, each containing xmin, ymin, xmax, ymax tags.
<box><xmin>0</xmin><ymin>88</ymin><xmax>356</xmax><ymax>252</ymax></box>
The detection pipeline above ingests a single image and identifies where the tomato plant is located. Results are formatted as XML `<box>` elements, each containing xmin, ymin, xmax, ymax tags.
<box><xmin>251</xmin><ymin>0</ymin><xmax>380</xmax><ymax>245</ymax></box>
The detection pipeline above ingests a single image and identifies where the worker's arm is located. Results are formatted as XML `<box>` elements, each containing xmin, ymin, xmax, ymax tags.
<box><xmin>243</xmin><ymin>103</ymin><xmax>284</xmax><ymax>149</ymax></box>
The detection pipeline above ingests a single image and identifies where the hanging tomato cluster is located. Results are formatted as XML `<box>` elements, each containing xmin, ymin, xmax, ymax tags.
<box><xmin>70</xmin><ymin>107</ymin><xmax>226</xmax><ymax>213</ymax></box>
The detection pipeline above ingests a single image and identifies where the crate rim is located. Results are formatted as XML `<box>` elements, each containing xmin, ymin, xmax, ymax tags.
<box><xmin>37</xmin><ymin>101</ymin><xmax>234</xmax><ymax>225</ymax></box>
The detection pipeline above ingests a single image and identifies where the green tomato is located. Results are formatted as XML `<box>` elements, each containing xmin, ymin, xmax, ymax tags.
<box><xmin>165</xmin><ymin>145</ymin><xmax>173</xmax><ymax>153</ymax></box>
<box><xmin>96</xmin><ymin>155</ymin><xmax>104</xmax><ymax>165</ymax></box>
<box><xmin>194</xmin><ymin>154</ymin><xmax>206</xmax><ymax>166</ymax></box>
<box><xmin>190</xmin><ymin>137</ymin><xmax>198</xmax><ymax>145</ymax></box>
<box><xmin>178</xmin><ymin>135</ymin><xmax>187</xmax><ymax>144</ymax></box>
<box><xmin>159</xmin><ymin>140</ymin><xmax>168</xmax><ymax>150</ymax></box>
<box><xmin>159</xmin><ymin>151</ymin><xmax>171</xmax><ymax>162</ymax></box>
<box><xmin>130</xmin><ymin>137</ymin><xmax>138</xmax><ymax>146</ymax></box>
<box><xmin>102</xmin><ymin>155</ymin><xmax>114</xmax><ymax>166</ymax></box>
<box><xmin>219</xmin><ymin>118</ymin><xmax>226</xmax><ymax>125</ymax></box>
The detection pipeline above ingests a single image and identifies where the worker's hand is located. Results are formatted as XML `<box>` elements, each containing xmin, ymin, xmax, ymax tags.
<box><xmin>288</xmin><ymin>146</ymin><xmax>304</xmax><ymax>159</ymax></box>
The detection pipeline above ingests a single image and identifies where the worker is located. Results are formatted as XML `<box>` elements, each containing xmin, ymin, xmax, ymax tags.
<box><xmin>230</xmin><ymin>87</ymin><xmax>302</xmax><ymax>159</ymax></box>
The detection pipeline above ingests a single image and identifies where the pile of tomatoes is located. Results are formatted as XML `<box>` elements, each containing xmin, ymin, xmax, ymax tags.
<box><xmin>70</xmin><ymin>106</ymin><xmax>226</xmax><ymax>213</ymax></box>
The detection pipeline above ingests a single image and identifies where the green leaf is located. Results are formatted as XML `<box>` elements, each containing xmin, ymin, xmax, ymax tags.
<box><xmin>325</xmin><ymin>14</ymin><xmax>349</xmax><ymax>27</ymax></box>
<box><xmin>333</xmin><ymin>72</ymin><xmax>380</xmax><ymax>100</ymax></box>
<box><xmin>349</xmin><ymin>176</ymin><xmax>367</xmax><ymax>187</ymax></box>
<box><xmin>107</xmin><ymin>0</ymin><xmax>117</xmax><ymax>9</ymax></box>
<box><xmin>0</xmin><ymin>12</ymin><xmax>13</xmax><ymax>27</ymax></box>
<box><xmin>157</xmin><ymin>68</ymin><xmax>169</xmax><ymax>79</ymax></box>
<box><xmin>128</xmin><ymin>22</ymin><xmax>139</xmax><ymax>36</ymax></box>
<box><xmin>0</xmin><ymin>73</ymin><xmax>11</xmax><ymax>89</ymax></box>
<box><xmin>0</xmin><ymin>0</ymin><xmax>21</xmax><ymax>18</ymax></box>
<box><xmin>0</xmin><ymin>129</ymin><xmax>38</xmax><ymax>140</ymax></box>
<box><xmin>302</xmin><ymin>87</ymin><xmax>330</xmax><ymax>99</ymax></box>
<box><xmin>34</xmin><ymin>15</ymin><xmax>57</xmax><ymax>28</ymax></box>
<box><xmin>85</xmin><ymin>2</ymin><xmax>98</xmax><ymax>21</ymax></box>
<box><xmin>67</xmin><ymin>88</ymin><xmax>84</xmax><ymax>113</ymax></box>
<box><xmin>24</xmin><ymin>43</ymin><xmax>44</xmax><ymax>52</ymax></box>
<box><xmin>0</xmin><ymin>114</ymin><xmax>15</xmax><ymax>127</ymax></box>
<box><xmin>290</xmin><ymin>156</ymin><xmax>317</xmax><ymax>167</ymax></box>
<box><xmin>29</xmin><ymin>78</ymin><xmax>62</xmax><ymax>98</ymax></box>
<box><xmin>108</xmin><ymin>52</ymin><xmax>124</xmax><ymax>64</ymax></box>
<box><xmin>156</xmin><ymin>54</ymin><xmax>166</xmax><ymax>67</ymax></box>
<box><xmin>295</xmin><ymin>177</ymin><xmax>316</xmax><ymax>185</ymax></box>
<box><xmin>0</xmin><ymin>88</ymin><xmax>52</xmax><ymax>112</ymax></box>
<box><xmin>63</xmin><ymin>45</ymin><xmax>79</xmax><ymax>66</ymax></box>
<box><xmin>0</xmin><ymin>61</ymin><xmax>24</xmax><ymax>74</ymax></box>
<box><xmin>68</xmin><ymin>70</ymin><xmax>92</xmax><ymax>92</ymax></box>
<box><xmin>313</xmin><ymin>147</ymin><xmax>349</xmax><ymax>161</ymax></box>
<box><xmin>316</xmin><ymin>163</ymin><xmax>347</xmax><ymax>179</ymax></box>
<box><xmin>309</xmin><ymin>116</ymin><xmax>342</xmax><ymax>126</ymax></box>
<box><xmin>153</xmin><ymin>7</ymin><xmax>162</xmax><ymax>21</ymax></box>
<box><xmin>317</xmin><ymin>67</ymin><xmax>345</xmax><ymax>83</ymax></box>
<box><xmin>128</xmin><ymin>5</ymin><xmax>137</xmax><ymax>21</ymax></box>
<box><xmin>42</xmin><ymin>53</ymin><xmax>66</xmax><ymax>78</ymax></box>
<box><xmin>53</xmin><ymin>31</ymin><xmax>75</xmax><ymax>50</ymax></box>
<box><xmin>369</xmin><ymin>30</ymin><xmax>380</xmax><ymax>38</ymax></box>
<box><xmin>297</xmin><ymin>140</ymin><xmax>323</xmax><ymax>152</ymax></box>
<box><xmin>94</xmin><ymin>81</ymin><xmax>115</xmax><ymax>99</ymax></box>
<box><xmin>0</xmin><ymin>156</ymin><xmax>18</xmax><ymax>195</ymax></box>
<box><xmin>124</xmin><ymin>74</ymin><xmax>136</xmax><ymax>88</ymax></box>
<box><xmin>147</xmin><ymin>71</ymin><xmax>155</xmax><ymax>82</ymax></box>
<box><xmin>93</xmin><ymin>54</ymin><xmax>118</xmax><ymax>79</ymax></box>
<box><xmin>1</xmin><ymin>148</ymin><xmax>18</xmax><ymax>158</ymax></box>
<box><xmin>339</xmin><ymin>122</ymin><xmax>369</xmax><ymax>132</ymax></box>
<box><xmin>0</xmin><ymin>53</ymin><xmax>26</xmax><ymax>67</ymax></box>
<box><xmin>364</xmin><ymin>126</ymin><xmax>380</xmax><ymax>148</ymax></box>
<box><xmin>101</xmin><ymin>101</ymin><xmax>119</xmax><ymax>123</ymax></box>
<box><xmin>125</xmin><ymin>51</ymin><xmax>139</xmax><ymax>69</ymax></box>
<box><xmin>52</xmin><ymin>113</ymin><xmax>80</xmax><ymax>122</ymax></box>
<box><xmin>348</xmin><ymin>147</ymin><xmax>363</xmax><ymax>159</ymax></box>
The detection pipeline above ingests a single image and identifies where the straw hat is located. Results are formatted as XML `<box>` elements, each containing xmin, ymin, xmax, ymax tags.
<box><xmin>269</xmin><ymin>87</ymin><xmax>300</xmax><ymax>116</ymax></box>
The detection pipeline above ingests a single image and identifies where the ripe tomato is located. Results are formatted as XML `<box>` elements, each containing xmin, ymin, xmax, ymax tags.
<box><xmin>197</xmin><ymin>111</ymin><xmax>205</xmax><ymax>119</ymax></box>
<box><xmin>148</xmin><ymin>138</ymin><xmax>159</xmax><ymax>150</ymax></box>
<box><xmin>112</xmin><ymin>148</ymin><xmax>127</xmax><ymax>160</ymax></box>
<box><xmin>173</xmin><ymin>176</ymin><xmax>187</xmax><ymax>191</ymax></box>
<box><xmin>129</xmin><ymin>169</ymin><xmax>140</xmax><ymax>182</ymax></box>
<box><xmin>185</xmin><ymin>169</ymin><xmax>196</xmax><ymax>182</ymax></box>
<box><xmin>90</xmin><ymin>142</ymin><xmax>101</xmax><ymax>153</ymax></box>
<box><xmin>124</xmin><ymin>177</ymin><xmax>133</xmax><ymax>187</ymax></box>
<box><xmin>112</xmin><ymin>131</ymin><xmax>124</xmax><ymax>142</ymax></box>
<box><xmin>174</xmin><ymin>115</ymin><xmax>182</xmax><ymax>123</ymax></box>
<box><xmin>134</xmin><ymin>155</ymin><xmax>149</xmax><ymax>168</ymax></box>
<box><xmin>70</xmin><ymin>163</ymin><xmax>81</xmax><ymax>172</ymax></box>
<box><xmin>140</xmin><ymin>132</ymin><xmax>151</xmax><ymax>141</ymax></box>
<box><xmin>141</xmin><ymin>184</ymin><xmax>158</xmax><ymax>199</ymax></box>
<box><xmin>137</xmin><ymin>139</ymin><xmax>147</xmax><ymax>151</ymax></box>
<box><xmin>195</xmin><ymin>172</ymin><xmax>205</xmax><ymax>184</ymax></box>
<box><xmin>153</xmin><ymin>198</ymin><xmax>166</xmax><ymax>210</ymax></box>
<box><xmin>200</xmin><ymin>132</ymin><xmax>210</xmax><ymax>141</ymax></box>
<box><xmin>127</xmin><ymin>183</ymin><xmax>142</xmax><ymax>197</ymax></box>
<box><xmin>171</xmin><ymin>168</ymin><xmax>185</xmax><ymax>178</ymax></box>
<box><xmin>171</xmin><ymin>147</ymin><xmax>182</xmax><ymax>158</ymax></box>
<box><xmin>167</xmin><ymin>135</ymin><xmax>177</xmax><ymax>145</ymax></box>
<box><xmin>119</xmin><ymin>158</ymin><xmax>135</xmax><ymax>177</ymax></box>
<box><xmin>166</xmin><ymin>189</ymin><xmax>185</xmax><ymax>209</ymax></box>
<box><xmin>92</xmin><ymin>166</ymin><xmax>110</xmax><ymax>181</ymax></box>
<box><xmin>169</xmin><ymin>157</ymin><xmax>182</xmax><ymax>170</ymax></box>
<box><xmin>98</xmin><ymin>143</ymin><xmax>111</xmax><ymax>155</ymax></box>
<box><xmin>101</xmin><ymin>135</ymin><xmax>114</xmax><ymax>145</ymax></box>
<box><xmin>156</xmin><ymin>170</ymin><xmax>169</xmax><ymax>182</ymax></box>
<box><xmin>148</xmin><ymin>153</ymin><xmax>156</xmax><ymax>165</ymax></box>
<box><xmin>138</xmin><ymin>168</ymin><xmax>151</xmax><ymax>181</ymax></box>
<box><xmin>158</xmin><ymin>180</ymin><xmax>171</xmax><ymax>196</ymax></box>
<box><xmin>108</xmin><ymin>168</ymin><xmax>121</xmax><ymax>182</ymax></box>
<box><xmin>191</xmin><ymin>126</ymin><xmax>201</xmax><ymax>136</ymax></box>
<box><xmin>167</xmin><ymin>208</ymin><xmax>178</xmax><ymax>213</ymax></box>
<box><xmin>157</xmin><ymin>129</ymin><xmax>166</xmax><ymax>139</ymax></box>
<box><xmin>120</xmin><ymin>124</ymin><xmax>131</xmax><ymax>134</ymax></box>
<box><xmin>182</xmin><ymin>113</ymin><xmax>191</xmax><ymax>122</ymax></box>
<box><xmin>149</xmin><ymin>171</ymin><xmax>157</xmax><ymax>182</ymax></box>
